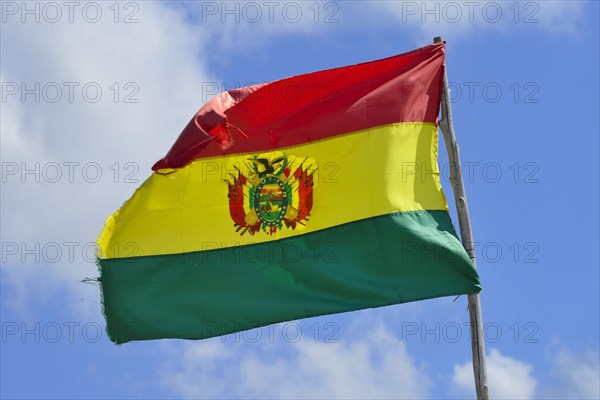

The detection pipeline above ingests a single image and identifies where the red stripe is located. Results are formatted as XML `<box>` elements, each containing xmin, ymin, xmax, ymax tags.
<box><xmin>153</xmin><ymin>43</ymin><xmax>445</xmax><ymax>171</ymax></box>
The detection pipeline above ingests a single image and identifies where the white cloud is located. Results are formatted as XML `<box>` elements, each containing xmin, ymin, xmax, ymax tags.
<box><xmin>357</xmin><ymin>1</ymin><xmax>586</xmax><ymax>43</ymax></box>
<box><xmin>452</xmin><ymin>347</ymin><xmax>600</xmax><ymax>399</ymax></box>
<box><xmin>532</xmin><ymin>1</ymin><xmax>586</xmax><ymax>33</ymax></box>
<box><xmin>452</xmin><ymin>348</ymin><xmax>537</xmax><ymax>399</ymax></box>
<box><xmin>1</xmin><ymin>2</ymin><xmax>214</xmax><ymax>317</ymax></box>
<box><xmin>171</xmin><ymin>0</ymin><xmax>337</xmax><ymax>55</ymax></box>
<box><xmin>158</xmin><ymin>319</ymin><xmax>599</xmax><ymax>400</ymax></box>
<box><xmin>161</xmin><ymin>325</ymin><xmax>431</xmax><ymax>399</ymax></box>
<box><xmin>541</xmin><ymin>348</ymin><xmax>600</xmax><ymax>399</ymax></box>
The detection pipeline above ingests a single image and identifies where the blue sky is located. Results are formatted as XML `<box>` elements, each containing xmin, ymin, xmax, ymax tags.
<box><xmin>1</xmin><ymin>1</ymin><xmax>598</xmax><ymax>399</ymax></box>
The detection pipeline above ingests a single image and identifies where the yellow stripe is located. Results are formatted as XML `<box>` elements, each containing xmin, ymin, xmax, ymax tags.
<box><xmin>98</xmin><ymin>122</ymin><xmax>448</xmax><ymax>259</ymax></box>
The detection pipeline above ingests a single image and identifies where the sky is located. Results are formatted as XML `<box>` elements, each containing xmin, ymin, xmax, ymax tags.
<box><xmin>1</xmin><ymin>1</ymin><xmax>599</xmax><ymax>399</ymax></box>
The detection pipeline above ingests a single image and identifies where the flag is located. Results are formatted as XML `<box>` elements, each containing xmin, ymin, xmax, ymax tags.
<box><xmin>97</xmin><ymin>42</ymin><xmax>480</xmax><ymax>344</ymax></box>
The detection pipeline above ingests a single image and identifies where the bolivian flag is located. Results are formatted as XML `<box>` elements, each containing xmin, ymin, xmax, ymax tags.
<box><xmin>97</xmin><ymin>43</ymin><xmax>480</xmax><ymax>344</ymax></box>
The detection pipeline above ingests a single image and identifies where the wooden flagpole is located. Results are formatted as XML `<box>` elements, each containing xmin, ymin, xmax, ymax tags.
<box><xmin>433</xmin><ymin>36</ymin><xmax>489</xmax><ymax>400</ymax></box>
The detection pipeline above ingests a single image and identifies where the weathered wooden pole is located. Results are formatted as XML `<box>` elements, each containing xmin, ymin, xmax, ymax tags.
<box><xmin>433</xmin><ymin>36</ymin><xmax>489</xmax><ymax>400</ymax></box>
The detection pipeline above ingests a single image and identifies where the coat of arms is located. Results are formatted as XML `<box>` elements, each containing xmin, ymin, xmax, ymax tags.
<box><xmin>226</xmin><ymin>153</ymin><xmax>315</xmax><ymax>235</ymax></box>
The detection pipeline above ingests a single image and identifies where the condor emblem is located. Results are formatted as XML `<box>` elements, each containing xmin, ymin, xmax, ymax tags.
<box><xmin>226</xmin><ymin>153</ymin><xmax>315</xmax><ymax>235</ymax></box>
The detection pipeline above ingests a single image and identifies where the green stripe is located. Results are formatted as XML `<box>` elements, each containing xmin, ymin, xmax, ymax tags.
<box><xmin>98</xmin><ymin>210</ymin><xmax>480</xmax><ymax>344</ymax></box>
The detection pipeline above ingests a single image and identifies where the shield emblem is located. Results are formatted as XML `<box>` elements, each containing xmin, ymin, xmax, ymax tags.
<box><xmin>226</xmin><ymin>153</ymin><xmax>315</xmax><ymax>235</ymax></box>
